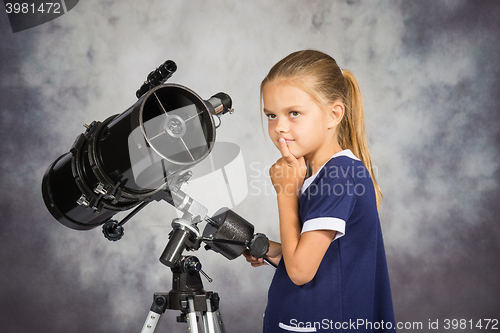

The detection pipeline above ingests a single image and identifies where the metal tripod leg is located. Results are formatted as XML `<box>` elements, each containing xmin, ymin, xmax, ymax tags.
<box><xmin>140</xmin><ymin>256</ymin><xmax>226</xmax><ymax>333</ymax></box>
<box><xmin>186</xmin><ymin>297</ymin><xmax>200</xmax><ymax>333</ymax></box>
<box><xmin>202</xmin><ymin>295</ymin><xmax>226</xmax><ymax>333</ymax></box>
<box><xmin>140</xmin><ymin>295</ymin><xmax>167</xmax><ymax>333</ymax></box>
<box><xmin>141</xmin><ymin>310</ymin><xmax>162</xmax><ymax>333</ymax></box>
<box><xmin>140</xmin><ymin>293</ymin><xmax>226</xmax><ymax>333</ymax></box>
<box><xmin>187</xmin><ymin>295</ymin><xmax>226</xmax><ymax>333</ymax></box>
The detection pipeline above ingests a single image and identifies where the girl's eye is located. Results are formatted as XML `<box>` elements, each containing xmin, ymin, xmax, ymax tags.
<box><xmin>266</xmin><ymin>114</ymin><xmax>277</xmax><ymax>120</ymax></box>
<box><xmin>290</xmin><ymin>111</ymin><xmax>300</xmax><ymax>118</ymax></box>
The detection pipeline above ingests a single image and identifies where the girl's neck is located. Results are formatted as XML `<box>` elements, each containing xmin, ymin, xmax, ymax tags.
<box><xmin>305</xmin><ymin>141</ymin><xmax>344</xmax><ymax>176</ymax></box>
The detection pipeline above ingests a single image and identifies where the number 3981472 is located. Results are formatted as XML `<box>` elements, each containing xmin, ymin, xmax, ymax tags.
<box><xmin>5</xmin><ymin>3</ymin><xmax>62</xmax><ymax>14</ymax></box>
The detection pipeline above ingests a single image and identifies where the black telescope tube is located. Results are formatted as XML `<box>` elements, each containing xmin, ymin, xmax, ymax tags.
<box><xmin>42</xmin><ymin>83</ymin><xmax>221</xmax><ymax>231</ymax></box>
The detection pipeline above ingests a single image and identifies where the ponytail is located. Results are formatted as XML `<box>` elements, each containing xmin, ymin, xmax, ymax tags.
<box><xmin>261</xmin><ymin>50</ymin><xmax>382</xmax><ymax>208</ymax></box>
<box><xmin>340</xmin><ymin>70</ymin><xmax>382</xmax><ymax>208</ymax></box>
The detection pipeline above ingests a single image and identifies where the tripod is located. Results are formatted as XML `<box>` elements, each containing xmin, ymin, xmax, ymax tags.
<box><xmin>141</xmin><ymin>255</ymin><xmax>226</xmax><ymax>333</ymax></box>
<box><xmin>99</xmin><ymin>174</ymin><xmax>268</xmax><ymax>332</ymax></box>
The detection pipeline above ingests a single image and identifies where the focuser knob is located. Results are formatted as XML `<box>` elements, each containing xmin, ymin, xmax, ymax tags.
<box><xmin>248</xmin><ymin>233</ymin><xmax>270</xmax><ymax>258</ymax></box>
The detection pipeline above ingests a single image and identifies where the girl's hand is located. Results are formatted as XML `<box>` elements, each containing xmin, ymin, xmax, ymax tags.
<box><xmin>269</xmin><ymin>138</ymin><xmax>307</xmax><ymax>197</ymax></box>
<box><xmin>242</xmin><ymin>241</ymin><xmax>282</xmax><ymax>267</ymax></box>
<box><xmin>242</xmin><ymin>250</ymin><xmax>266</xmax><ymax>267</ymax></box>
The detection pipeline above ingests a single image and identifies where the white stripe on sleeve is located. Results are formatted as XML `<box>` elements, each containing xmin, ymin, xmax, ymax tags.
<box><xmin>301</xmin><ymin>217</ymin><xmax>345</xmax><ymax>241</ymax></box>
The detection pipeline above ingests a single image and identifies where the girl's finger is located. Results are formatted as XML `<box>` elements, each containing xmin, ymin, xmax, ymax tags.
<box><xmin>278</xmin><ymin>138</ymin><xmax>297</xmax><ymax>165</ymax></box>
<box><xmin>298</xmin><ymin>156</ymin><xmax>306</xmax><ymax>169</ymax></box>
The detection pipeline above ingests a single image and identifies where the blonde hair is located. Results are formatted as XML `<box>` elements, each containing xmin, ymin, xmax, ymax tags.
<box><xmin>261</xmin><ymin>50</ymin><xmax>382</xmax><ymax>208</ymax></box>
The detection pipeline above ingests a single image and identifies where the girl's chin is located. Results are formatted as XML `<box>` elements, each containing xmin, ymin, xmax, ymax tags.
<box><xmin>288</xmin><ymin>150</ymin><xmax>305</xmax><ymax>160</ymax></box>
<box><xmin>273</xmin><ymin>143</ymin><xmax>304</xmax><ymax>159</ymax></box>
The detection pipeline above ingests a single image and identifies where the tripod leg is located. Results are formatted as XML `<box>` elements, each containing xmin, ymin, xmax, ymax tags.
<box><xmin>141</xmin><ymin>310</ymin><xmax>162</xmax><ymax>333</ymax></box>
<box><xmin>141</xmin><ymin>295</ymin><xmax>167</xmax><ymax>333</ymax></box>
<box><xmin>202</xmin><ymin>298</ymin><xmax>216</xmax><ymax>333</ymax></box>
<box><xmin>186</xmin><ymin>297</ymin><xmax>200</xmax><ymax>333</ymax></box>
<box><xmin>202</xmin><ymin>294</ymin><xmax>226</xmax><ymax>333</ymax></box>
<box><xmin>213</xmin><ymin>307</ymin><xmax>226</xmax><ymax>333</ymax></box>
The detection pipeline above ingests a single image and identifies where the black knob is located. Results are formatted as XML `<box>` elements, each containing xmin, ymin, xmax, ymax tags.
<box><xmin>183</xmin><ymin>256</ymin><xmax>202</xmax><ymax>275</ymax></box>
<box><xmin>102</xmin><ymin>220</ymin><xmax>124</xmax><ymax>241</ymax></box>
<box><xmin>248</xmin><ymin>233</ymin><xmax>269</xmax><ymax>258</ymax></box>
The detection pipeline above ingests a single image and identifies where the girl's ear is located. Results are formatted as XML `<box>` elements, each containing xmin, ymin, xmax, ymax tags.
<box><xmin>327</xmin><ymin>100</ymin><xmax>344</xmax><ymax>129</ymax></box>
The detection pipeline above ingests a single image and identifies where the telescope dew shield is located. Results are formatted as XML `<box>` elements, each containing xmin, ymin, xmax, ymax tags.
<box><xmin>42</xmin><ymin>83</ymin><xmax>231</xmax><ymax>230</ymax></box>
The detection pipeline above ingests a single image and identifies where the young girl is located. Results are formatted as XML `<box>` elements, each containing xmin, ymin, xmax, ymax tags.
<box><xmin>244</xmin><ymin>50</ymin><xmax>396</xmax><ymax>332</ymax></box>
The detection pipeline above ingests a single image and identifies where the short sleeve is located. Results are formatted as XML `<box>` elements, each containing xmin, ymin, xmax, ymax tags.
<box><xmin>299</xmin><ymin>166</ymin><xmax>357</xmax><ymax>241</ymax></box>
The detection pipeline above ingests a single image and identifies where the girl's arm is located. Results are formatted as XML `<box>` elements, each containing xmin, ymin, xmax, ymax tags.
<box><xmin>277</xmin><ymin>194</ymin><xmax>336</xmax><ymax>285</ymax></box>
<box><xmin>271</xmin><ymin>138</ymin><xmax>336</xmax><ymax>285</ymax></box>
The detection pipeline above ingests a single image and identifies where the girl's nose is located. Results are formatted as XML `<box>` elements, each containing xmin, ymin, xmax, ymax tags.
<box><xmin>274</xmin><ymin>117</ymin><xmax>289</xmax><ymax>133</ymax></box>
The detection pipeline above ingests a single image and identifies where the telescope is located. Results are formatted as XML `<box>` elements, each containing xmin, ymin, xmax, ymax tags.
<box><xmin>41</xmin><ymin>60</ymin><xmax>272</xmax><ymax>333</ymax></box>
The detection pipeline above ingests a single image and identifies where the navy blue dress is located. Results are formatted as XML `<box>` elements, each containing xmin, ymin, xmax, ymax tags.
<box><xmin>263</xmin><ymin>150</ymin><xmax>396</xmax><ymax>332</ymax></box>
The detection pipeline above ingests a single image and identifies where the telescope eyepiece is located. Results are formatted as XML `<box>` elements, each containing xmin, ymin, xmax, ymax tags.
<box><xmin>147</xmin><ymin>60</ymin><xmax>177</xmax><ymax>87</ymax></box>
<box><xmin>136</xmin><ymin>60</ymin><xmax>177</xmax><ymax>98</ymax></box>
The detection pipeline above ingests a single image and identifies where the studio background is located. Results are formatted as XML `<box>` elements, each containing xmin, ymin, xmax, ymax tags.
<box><xmin>1</xmin><ymin>1</ymin><xmax>499</xmax><ymax>332</ymax></box>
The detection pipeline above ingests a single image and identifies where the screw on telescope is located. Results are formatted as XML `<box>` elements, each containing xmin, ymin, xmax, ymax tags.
<box><xmin>155</xmin><ymin>296</ymin><xmax>166</xmax><ymax>307</ymax></box>
<box><xmin>150</xmin><ymin>295</ymin><xmax>167</xmax><ymax>314</ymax></box>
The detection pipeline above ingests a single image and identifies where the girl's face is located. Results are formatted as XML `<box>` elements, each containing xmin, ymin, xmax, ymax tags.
<box><xmin>262</xmin><ymin>80</ymin><xmax>342</xmax><ymax>166</ymax></box>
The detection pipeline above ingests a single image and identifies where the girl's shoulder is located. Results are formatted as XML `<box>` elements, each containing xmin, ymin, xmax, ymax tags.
<box><xmin>301</xmin><ymin>150</ymin><xmax>368</xmax><ymax>195</ymax></box>
<box><xmin>323</xmin><ymin>150</ymin><xmax>367</xmax><ymax>180</ymax></box>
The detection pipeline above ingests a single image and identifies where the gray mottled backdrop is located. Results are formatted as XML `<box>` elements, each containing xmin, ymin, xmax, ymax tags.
<box><xmin>1</xmin><ymin>1</ymin><xmax>499</xmax><ymax>332</ymax></box>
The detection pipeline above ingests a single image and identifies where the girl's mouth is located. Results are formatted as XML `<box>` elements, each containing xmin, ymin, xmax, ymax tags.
<box><xmin>279</xmin><ymin>138</ymin><xmax>295</xmax><ymax>143</ymax></box>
